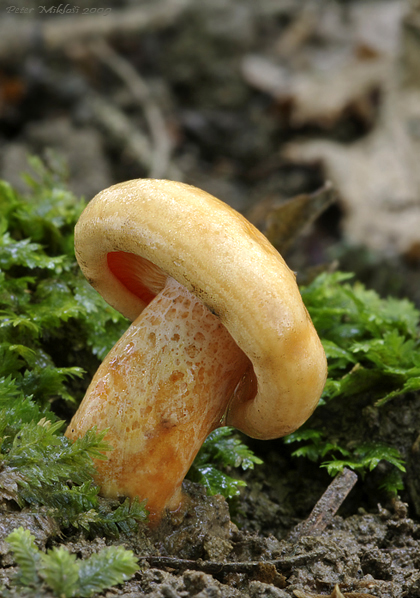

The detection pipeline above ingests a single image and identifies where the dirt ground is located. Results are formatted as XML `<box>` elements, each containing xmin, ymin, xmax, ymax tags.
<box><xmin>1</xmin><ymin>0</ymin><xmax>420</xmax><ymax>596</ymax></box>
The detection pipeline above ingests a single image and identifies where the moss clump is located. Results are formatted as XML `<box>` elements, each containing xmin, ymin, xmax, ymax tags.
<box><xmin>286</xmin><ymin>271</ymin><xmax>420</xmax><ymax>494</ymax></box>
<box><xmin>6</xmin><ymin>527</ymin><xmax>139</xmax><ymax>598</ymax></box>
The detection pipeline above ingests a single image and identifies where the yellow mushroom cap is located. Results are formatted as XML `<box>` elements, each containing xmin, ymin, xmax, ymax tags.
<box><xmin>75</xmin><ymin>179</ymin><xmax>327</xmax><ymax>439</ymax></box>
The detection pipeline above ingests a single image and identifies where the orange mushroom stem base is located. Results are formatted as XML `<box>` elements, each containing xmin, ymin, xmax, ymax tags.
<box><xmin>66</xmin><ymin>276</ymin><xmax>252</xmax><ymax>521</ymax></box>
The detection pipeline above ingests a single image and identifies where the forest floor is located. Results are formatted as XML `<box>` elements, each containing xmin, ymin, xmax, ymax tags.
<box><xmin>1</xmin><ymin>0</ymin><xmax>420</xmax><ymax>596</ymax></box>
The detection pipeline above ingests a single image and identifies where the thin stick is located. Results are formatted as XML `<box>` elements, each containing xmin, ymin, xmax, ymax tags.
<box><xmin>89</xmin><ymin>95</ymin><xmax>181</xmax><ymax>180</ymax></box>
<box><xmin>137</xmin><ymin>547</ymin><xmax>328</xmax><ymax>575</ymax></box>
<box><xmin>288</xmin><ymin>468</ymin><xmax>358</xmax><ymax>542</ymax></box>
<box><xmin>89</xmin><ymin>40</ymin><xmax>172</xmax><ymax>179</ymax></box>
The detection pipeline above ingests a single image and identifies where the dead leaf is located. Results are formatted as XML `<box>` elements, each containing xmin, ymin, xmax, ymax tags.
<box><xmin>283</xmin><ymin>86</ymin><xmax>420</xmax><ymax>256</ymax></box>
<box><xmin>283</xmin><ymin>8</ymin><xmax>420</xmax><ymax>257</ymax></box>
<box><xmin>248</xmin><ymin>182</ymin><xmax>335</xmax><ymax>254</ymax></box>
<box><xmin>241</xmin><ymin>1</ymin><xmax>403</xmax><ymax>129</ymax></box>
<box><xmin>242</xmin><ymin>53</ymin><xmax>387</xmax><ymax>128</ymax></box>
<box><xmin>0</xmin><ymin>468</ymin><xmax>25</xmax><ymax>503</ymax></box>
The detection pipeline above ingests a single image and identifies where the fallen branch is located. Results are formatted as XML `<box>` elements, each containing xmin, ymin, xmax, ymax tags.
<box><xmin>137</xmin><ymin>547</ymin><xmax>328</xmax><ymax>576</ymax></box>
<box><xmin>288</xmin><ymin>468</ymin><xmax>358</xmax><ymax>543</ymax></box>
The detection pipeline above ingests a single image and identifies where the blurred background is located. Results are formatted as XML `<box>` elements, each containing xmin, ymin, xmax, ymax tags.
<box><xmin>0</xmin><ymin>0</ymin><xmax>419</xmax><ymax>301</ymax></box>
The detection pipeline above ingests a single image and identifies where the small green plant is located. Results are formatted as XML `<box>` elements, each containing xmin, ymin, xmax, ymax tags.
<box><xmin>6</xmin><ymin>527</ymin><xmax>138</xmax><ymax>597</ymax></box>
<box><xmin>187</xmin><ymin>427</ymin><xmax>263</xmax><ymax>498</ymax></box>
<box><xmin>303</xmin><ymin>271</ymin><xmax>420</xmax><ymax>405</ymax></box>
<box><xmin>285</xmin><ymin>271</ymin><xmax>420</xmax><ymax>493</ymax></box>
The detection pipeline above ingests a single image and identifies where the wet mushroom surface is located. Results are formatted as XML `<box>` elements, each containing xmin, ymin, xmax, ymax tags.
<box><xmin>65</xmin><ymin>178</ymin><xmax>327</xmax><ymax>520</ymax></box>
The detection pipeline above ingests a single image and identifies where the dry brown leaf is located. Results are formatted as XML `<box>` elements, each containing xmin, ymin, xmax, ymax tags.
<box><xmin>248</xmin><ymin>182</ymin><xmax>335</xmax><ymax>254</ymax></box>
<box><xmin>283</xmin><ymin>8</ymin><xmax>420</xmax><ymax>257</ymax></box>
<box><xmin>242</xmin><ymin>53</ymin><xmax>387</xmax><ymax>128</ymax></box>
<box><xmin>241</xmin><ymin>1</ymin><xmax>403</xmax><ymax>129</ymax></box>
<box><xmin>0</xmin><ymin>468</ymin><xmax>25</xmax><ymax>503</ymax></box>
<box><xmin>283</xmin><ymin>83</ymin><xmax>420</xmax><ymax>256</ymax></box>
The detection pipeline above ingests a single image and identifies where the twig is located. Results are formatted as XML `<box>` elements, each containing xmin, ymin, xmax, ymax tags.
<box><xmin>136</xmin><ymin>547</ymin><xmax>328</xmax><ymax>575</ymax></box>
<box><xmin>288</xmin><ymin>468</ymin><xmax>358</xmax><ymax>543</ymax></box>
<box><xmin>90</xmin><ymin>94</ymin><xmax>151</xmax><ymax>169</ymax></box>
<box><xmin>0</xmin><ymin>0</ymin><xmax>193</xmax><ymax>61</ymax></box>
<box><xmin>89</xmin><ymin>94</ymin><xmax>181</xmax><ymax>180</ymax></box>
<box><xmin>89</xmin><ymin>40</ymin><xmax>172</xmax><ymax>179</ymax></box>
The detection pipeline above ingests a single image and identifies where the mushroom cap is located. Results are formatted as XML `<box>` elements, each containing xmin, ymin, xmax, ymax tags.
<box><xmin>75</xmin><ymin>179</ymin><xmax>327</xmax><ymax>439</ymax></box>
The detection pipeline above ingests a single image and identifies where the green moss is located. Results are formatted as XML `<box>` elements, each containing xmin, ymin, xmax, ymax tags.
<box><xmin>187</xmin><ymin>427</ymin><xmax>263</xmax><ymax>498</ymax></box>
<box><xmin>6</xmin><ymin>527</ymin><xmax>139</xmax><ymax>598</ymax></box>
<box><xmin>285</xmin><ymin>271</ymin><xmax>420</xmax><ymax>494</ymax></box>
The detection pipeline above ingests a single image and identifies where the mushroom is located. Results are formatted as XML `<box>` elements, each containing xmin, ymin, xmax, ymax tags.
<box><xmin>65</xmin><ymin>179</ymin><xmax>327</xmax><ymax>520</ymax></box>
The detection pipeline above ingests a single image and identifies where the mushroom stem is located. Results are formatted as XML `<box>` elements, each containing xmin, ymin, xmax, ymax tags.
<box><xmin>66</xmin><ymin>276</ymin><xmax>251</xmax><ymax>519</ymax></box>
